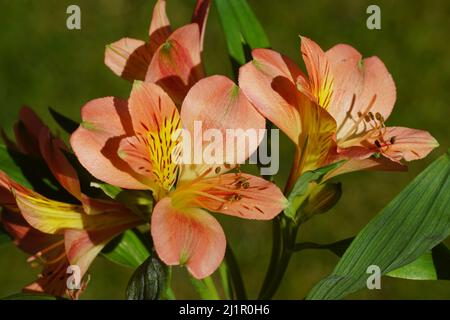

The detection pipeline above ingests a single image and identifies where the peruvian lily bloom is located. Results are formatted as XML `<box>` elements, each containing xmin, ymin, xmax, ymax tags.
<box><xmin>71</xmin><ymin>76</ymin><xmax>287</xmax><ymax>278</ymax></box>
<box><xmin>239</xmin><ymin>37</ymin><xmax>438</xmax><ymax>187</ymax></box>
<box><xmin>105</xmin><ymin>0</ymin><xmax>210</xmax><ymax>105</ymax></box>
<box><xmin>0</xmin><ymin>109</ymin><xmax>143</xmax><ymax>298</ymax></box>
<box><xmin>1</xmin><ymin>173</ymin><xmax>71</xmax><ymax>297</ymax></box>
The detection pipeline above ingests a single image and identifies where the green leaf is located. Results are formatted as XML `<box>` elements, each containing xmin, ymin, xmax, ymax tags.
<box><xmin>391</xmin><ymin>243</ymin><xmax>450</xmax><ymax>281</ymax></box>
<box><xmin>126</xmin><ymin>256</ymin><xmax>168</xmax><ymax>300</ymax></box>
<box><xmin>0</xmin><ymin>144</ymin><xmax>33</xmax><ymax>188</ymax></box>
<box><xmin>307</xmin><ymin>151</ymin><xmax>450</xmax><ymax>300</ymax></box>
<box><xmin>1</xmin><ymin>293</ymin><xmax>62</xmax><ymax>300</ymax></box>
<box><xmin>91</xmin><ymin>182</ymin><xmax>153</xmax><ymax>217</ymax></box>
<box><xmin>229</xmin><ymin>0</ymin><xmax>270</xmax><ymax>49</ymax></box>
<box><xmin>298</xmin><ymin>238</ymin><xmax>450</xmax><ymax>281</ymax></box>
<box><xmin>48</xmin><ymin>107</ymin><xmax>79</xmax><ymax>134</ymax></box>
<box><xmin>284</xmin><ymin>161</ymin><xmax>345</xmax><ymax>220</ymax></box>
<box><xmin>102</xmin><ymin>229</ymin><xmax>150</xmax><ymax>269</ymax></box>
<box><xmin>387</xmin><ymin>252</ymin><xmax>437</xmax><ymax>280</ymax></box>
<box><xmin>215</xmin><ymin>0</ymin><xmax>246</xmax><ymax>66</ymax></box>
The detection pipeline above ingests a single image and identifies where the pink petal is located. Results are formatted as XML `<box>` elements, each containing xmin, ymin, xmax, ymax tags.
<box><xmin>65</xmin><ymin>219</ymin><xmax>139</xmax><ymax>278</ymax></box>
<box><xmin>117</xmin><ymin>82</ymin><xmax>181</xmax><ymax>194</ymax></box>
<box><xmin>148</xmin><ymin>0</ymin><xmax>172</xmax><ymax>52</ymax></box>
<box><xmin>323</xmin><ymin>157</ymin><xmax>407</xmax><ymax>181</ymax></box>
<box><xmin>2</xmin><ymin>209</ymin><xmax>60</xmax><ymax>256</ymax></box>
<box><xmin>191</xmin><ymin>0</ymin><xmax>211</xmax><ymax>52</ymax></box>
<box><xmin>14</xmin><ymin>107</ymin><xmax>46</xmax><ymax>156</ymax></box>
<box><xmin>70</xmin><ymin>97</ymin><xmax>148</xmax><ymax>190</ymax></box>
<box><xmin>299</xmin><ymin>37</ymin><xmax>334</xmax><ymax>108</ymax></box>
<box><xmin>128</xmin><ymin>81</ymin><xmax>179</xmax><ymax>136</ymax></box>
<box><xmin>105</xmin><ymin>37</ymin><xmax>153</xmax><ymax>81</ymax></box>
<box><xmin>355</xmin><ymin>126</ymin><xmax>439</xmax><ymax>162</ymax></box>
<box><xmin>180</xmin><ymin>75</ymin><xmax>265</xmax><ymax>177</ymax></box>
<box><xmin>239</xmin><ymin>49</ymin><xmax>303</xmax><ymax>144</ymax></box>
<box><xmin>146</xmin><ymin>23</ymin><xmax>205</xmax><ymax>105</ymax></box>
<box><xmin>151</xmin><ymin>197</ymin><xmax>226</xmax><ymax>279</ymax></box>
<box><xmin>174</xmin><ymin>173</ymin><xmax>287</xmax><ymax>220</ymax></box>
<box><xmin>325</xmin><ymin>44</ymin><xmax>396</xmax><ymax>140</ymax></box>
<box><xmin>39</xmin><ymin>127</ymin><xmax>82</xmax><ymax>201</ymax></box>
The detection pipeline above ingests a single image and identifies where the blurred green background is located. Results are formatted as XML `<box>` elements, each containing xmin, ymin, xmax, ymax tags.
<box><xmin>0</xmin><ymin>0</ymin><xmax>449</xmax><ymax>299</ymax></box>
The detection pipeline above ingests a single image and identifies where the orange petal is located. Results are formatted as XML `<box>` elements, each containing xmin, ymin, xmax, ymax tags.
<box><xmin>70</xmin><ymin>97</ymin><xmax>148</xmax><ymax>189</ymax></box>
<box><xmin>299</xmin><ymin>36</ymin><xmax>334</xmax><ymax>109</ymax></box>
<box><xmin>14</xmin><ymin>107</ymin><xmax>46</xmax><ymax>156</ymax></box>
<box><xmin>297</xmin><ymin>98</ymin><xmax>337</xmax><ymax>173</ymax></box>
<box><xmin>352</xmin><ymin>126</ymin><xmax>439</xmax><ymax>162</ymax></box>
<box><xmin>39</xmin><ymin>127</ymin><xmax>82</xmax><ymax>201</ymax></box>
<box><xmin>325</xmin><ymin>44</ymin><xmax>396</xmax><ymax>140</ymax></box>
<box><xmin>118</xmin><ymin>82</ymin><xmax>181</xmax><ymax>195</ymax></box>
<box><xmin>148</xmin><ymin>0</ymin><xmax>172</xmax><ymax>52</ymax></box>
<box><xmin>128</xmin><ymin>81</ymin><xmax>179</xmax><ymax>136</ymax></box>
<box><xmin>191</xmin><ymin>0</ymin><xmax>211</xmax><ymax>51</ymax></box>
<box><xmin>146</xmin><ymin>23</ymin><xmax>205</xmax><ymax>105</ymax></box>
<box><xmin>179</xmin><ymin>75</ymin><xmax>265</xmax><ymax>180</ymax></box>
<box><xmin>323</xmin><ymin>157</ymin><xmax>407</xmax><ymax>181</ymax></box>
<box><xmin>2</xmin><ymin>209</ymin><xmax>59</xmax><ymax>256</ymax></box>
<box><xmin>174</xmin><ymin>173</ymin><xmax>286</xmax><ymax>220</ymax></box>
<box><xmin>13</xmin><ymin>183</ymin><xmax>143</xmax><ymax>235</ymax></box>
<box><xmin>105</xmin><ymin>38</ymin><xmax>153</xmax><ymax>81</ymax></box>
<box><xmin>151</xmin><ymin>197</ymin><xmax>226</xmax><ymax>279</ymax></box>
<box><xmin>239</xmin><ymin>49</ymin><xmax>303</xmax><ymax>144</ymax></box>
<box><xmin>65</xmin><ymin>218</ymin><xmax>139</xmax><ymax>277</ymax></box>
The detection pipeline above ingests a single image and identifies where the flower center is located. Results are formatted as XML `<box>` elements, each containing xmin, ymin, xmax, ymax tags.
<box><xmin>146</xmin><ymin>109</ymin><xmax>181</xmax><ymax>192</ymax></box>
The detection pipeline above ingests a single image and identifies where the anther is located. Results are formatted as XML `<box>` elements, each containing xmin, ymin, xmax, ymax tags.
<box><xmin>375</xmin><ymin>112</ymin><xmax>382</xmax><ymax>121</ymax></box>
<box><xmin>374</xmin><ymin>140</ymin><xmax>382</xmax><ymax>148</ymax></box>
<box><xmin>390</xmin><ymin>136</ymin><xmax>396</xmax><ymax>144</ymax></box>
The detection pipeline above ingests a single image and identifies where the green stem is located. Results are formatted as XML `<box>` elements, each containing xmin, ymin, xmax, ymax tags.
<box><xmin>164</xmin><ymin>267</ymin><xmax>176</xmax><ymax>300</ymax></box>
<box><xmin>258</xmin><ymin>216</ymin><xmax>298</xmax><ymax>300</ymax></box>
<box><xmin>225</xmin><ymin>244</ymin><xmax>247</xmax><ymax>300</ymax></box>
<box><xmin>219</xmin><ymin>263</ymin><xmax>233</xmax><ymax>300</ymax></box>
<box><xmin>190</xmin><ymin>276</ymin><xmax>221</xmax><ymax>300</ymax></box>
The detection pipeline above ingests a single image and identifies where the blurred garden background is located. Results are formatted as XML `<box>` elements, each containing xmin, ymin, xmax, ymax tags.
<box><xmin>0</xmin><ymin>0</ymin><xmax>449</xmax><ymax>299</ymax></box>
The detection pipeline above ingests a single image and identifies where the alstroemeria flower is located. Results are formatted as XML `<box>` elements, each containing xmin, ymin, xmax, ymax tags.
<box><xmin>105</xmin><ymin>0</ymin><xmax>210</xmax><ymax>105</ymax></box>
<box><xmin>239</xmin><ymin>37</ymin><xmax>438</xmax><ymax>184</ymax></box>
<box><xmin>1</xmin><ymin>174</ymin><xmax>70</xmax><ymax>297</ymax></box>
<box><xmin>0</xmin><ymin>109</ymin><xmax>143</xmax><ymax>297</ymax></box>
<box><xmin>71</xmin><ymin>76</ymin><xmax>287</xmax><ymax>278</ymax></box>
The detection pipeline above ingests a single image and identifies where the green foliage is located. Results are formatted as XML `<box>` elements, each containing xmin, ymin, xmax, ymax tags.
<box><xmin>215</xmin><ymin>0</ymin><xmax>270</xmax><ymax>75</ymax></box>
<box><xmin>307</xmin><ymin>151</ymin><xmax>450</xmax><ymax>299</ymax></box>
<box><xmin>0</xmin><ymin>144</ymin><xmax>33</xmax><ymax>188</ymax></box>
<box><xmin>48</xmin><ymin>107</ymin><xmax>79</xmax><ymax>134</ymax></box>
<box><xmin>284</xmin><ymin>161</ymin><xmax>345</xmax><ymax>220</ymax></box>
<box><xmin>102</xmin><ymin>229</ymin><xmax>151</xmax><ymax>269</ymax></box>
<box><xmin>126</xmin><ymin>256</ymin><xmax>169</xmax><ymax>300</ymax></box>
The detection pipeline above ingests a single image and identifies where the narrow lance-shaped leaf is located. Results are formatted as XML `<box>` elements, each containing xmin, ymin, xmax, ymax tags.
<box><xmin>0</xmin><ymin>144</ymin><xmax>33</xmax><ymax>188</ymax></box>
<box><xmin>215</xmin><ymin>0</ymin><xmax>246</xmax><ymax>67</ymax></box>
<box><xmin>229</xmin><ymin>0</ymin><xmax>270</xmax><ymax>49</ymax></box>
<box><xmin>307</xmin><ymin>150</ymin><xmax>450</xmax><ymax>300</ymax></box>
<box><xmin>48</xmin><ymin>107</ymin><xmax>80</xmax><ymax>135</ymax></box>
<box><xmin>298</xmin><ymin>238</ymin><xmax>450</xmax><ymax>281</ymax></box>
<box><xmin>102</xmin><ymin>229</ymin><xmax>151</xmax><ymax>269</ymax></box>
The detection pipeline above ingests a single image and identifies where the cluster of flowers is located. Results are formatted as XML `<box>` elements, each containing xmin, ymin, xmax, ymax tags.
<box><xmin>0</xmin><ymin>0</ymin><xmax>437</xmax><ymax>298</ymax></box>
